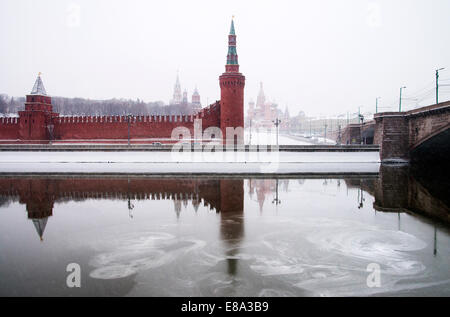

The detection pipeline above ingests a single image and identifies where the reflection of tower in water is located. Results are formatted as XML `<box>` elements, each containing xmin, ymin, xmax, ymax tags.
<box><xmin>23</xmin><ymin>179</ymin><xmax>54</xmax><ymax>241</ymax></box>
<box><xmin>219</xmin><ymin>179</ymin><xmax>244</xmax><ymax>276</ymax></box>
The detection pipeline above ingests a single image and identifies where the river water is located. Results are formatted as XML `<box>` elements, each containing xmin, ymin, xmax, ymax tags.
<box><xmin>0</xmin><ymin>167</ymin><xmax>449</xmax><ymax>296</ymax></box>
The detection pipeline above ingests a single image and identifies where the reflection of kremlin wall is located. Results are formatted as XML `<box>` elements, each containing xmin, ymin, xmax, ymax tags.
<box><xmin>3</xmin><ymin>173</ymin><xmax>448</xmax><ymax>243</ymax></box>
<box><xmin>0</xmin><ymin>20</ymin><xmax>244</xmax><ymax>144</ymax></box>
<box><xmin>0</xmin><ymin>177</ymin><xmax>244</xmax><ymax>240</ymax></box>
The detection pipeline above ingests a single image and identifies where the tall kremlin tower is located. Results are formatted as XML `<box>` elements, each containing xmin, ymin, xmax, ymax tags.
<box><xmin>219</xmin><ymin>18</ymin><xmax>245</xmax><ymax>139</ymax></box>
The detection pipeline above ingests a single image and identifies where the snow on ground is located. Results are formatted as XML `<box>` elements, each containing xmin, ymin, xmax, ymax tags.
<box><xmin>0</xmin><ymin>151</ymin><xmax>380</xmax><ymax>163</ymax></box>
<box><xmin>0</xmin><ymin>162</ymin><xmax>380</xmax><ymax>174</ymax></box>
<box><xmin>245</xmin><ymin>130</ymin><xmax>312</xmax><ymax>145</ymax></box>
<box><xmin>245</xmin><ymin>130</ymin><xmax>335</xmax><ymax>145</ymax></box>
<box><xmin>0</xmin><ymin>151</ymin><xmax>380</xmax><ymax>174</ymax></box>
<box><xmin>315</xmin><ymin>137</ymin><xmax>336</xmax><ymax>144</ymax></box>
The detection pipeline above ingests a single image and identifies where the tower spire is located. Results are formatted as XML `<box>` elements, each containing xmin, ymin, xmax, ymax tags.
<box><xmin>172</xmin><ymin>71</ymin><xmax>182</xmax><ymax>104</ymax></box>
<box><xmin>225</xmin><ymin>17</ymin><xmax>239</xmax><ymax>72</ymax></box>
<box><xmin>230</xmin><ymin>17</ymin><xmax>236</xmax><ymax>35</ymax></box>
<box><xmin>30</xmin><ymin>73</ymin><xmax>47</xmax><ymax>96</ymax></box>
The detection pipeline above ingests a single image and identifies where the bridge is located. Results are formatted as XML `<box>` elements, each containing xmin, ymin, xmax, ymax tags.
<box><xmin>346</xmin><ymin>165</ymin><xmax>450</xmax><ymax>225</ymax></box>
<box><xmin>340</xmin><ymin>101</ymin><xmax>450</xmax><ymax>164</ymax></box>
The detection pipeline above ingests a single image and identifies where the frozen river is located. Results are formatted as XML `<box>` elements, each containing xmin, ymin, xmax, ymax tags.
<box><xmin>0</xmin><ymin>166</ymin><xmax>448</xmax><ymax>296</ymax></box>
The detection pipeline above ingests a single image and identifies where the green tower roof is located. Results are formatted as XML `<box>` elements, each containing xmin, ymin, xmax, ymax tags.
<box><xmin>226</xmin><ymin>18</ymin><xmax>238</xmax><ymax>65</ymax></box>
<box><xmin>230</xmin><ymin>19</ymin><xmax>235</xmax><ymax>35</ymax></box>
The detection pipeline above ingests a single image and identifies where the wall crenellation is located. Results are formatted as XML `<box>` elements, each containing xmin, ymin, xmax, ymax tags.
<box><xmin>0</xmin><ymin>117</ymin><xmax>20</xmax><ymax>124</ymax></box>
<box><xmin>54</xmin><ymin>112</ymin><xmax>211</xmax><ymax>125</ymax></box>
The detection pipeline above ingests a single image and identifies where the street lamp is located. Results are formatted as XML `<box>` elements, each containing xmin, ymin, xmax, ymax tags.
<box><xmin>127</xmin><ymin>114</ymin><xmax>133</xmax><ymax>146</ymax></box>
<box><xmin>249</xmin><ymin>118</ymin><xmax>252</xmax><ymax>145</ymax></box>
<box><xmin>337</xmin><ymin>124</ymin><xmax>342</xmax><ymax>145</ymax></box>
<box><xmin>272</xmin><ymin>118</ymin><xmax>282</xmax><ymax>146</ymax></box>
<box><xmin>375</xmin><ymin>97</ymin><xmax>381</xmax><ymax>114</ymax></box>
<box><xmin>399</xmin><ymin>86</ymin><xmax>406</xmax><ymax>112</ymax></box>
<box><xmin>359</xmin><ymin>113</ymin><xmax>364</xmax><ymax>145</ymax></box>
<box><xmin>47</xmin><ymin>124</ymin><xmax>54</xmax><ymax>145</ymax></box>
<box><xmin>436</xmin><ymin>68</ymin><xmax>445</xmax><ymax>104</ymax></box>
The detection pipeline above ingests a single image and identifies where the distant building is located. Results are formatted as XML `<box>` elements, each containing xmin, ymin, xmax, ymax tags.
<box><xmin>247</xmin><ymin>82</ymin><xmax>290</xmax><ymax>131</ymax></box>
<box><xmin>171</xmin><ymin>73</ymin><xmax>182</xmax><ymax>105</ymax></box>
<box><xmin>168</xmin><ymin>73</ymin><xmax>202</xmax><ymax>114</ymax></box>
<box><xmin>280</xmin><ymin>106</ymin><xmax>291</xmax><ymax>132</ymax></box>
<box><xmin>182</xmin><ymin>89</ymin><xmax>188</xmax><ymax>105</ymax></box>
<box><xmin>191</xmin><ymin>87</ymin><xmax>201</xmax><ymax>112</ymax></box>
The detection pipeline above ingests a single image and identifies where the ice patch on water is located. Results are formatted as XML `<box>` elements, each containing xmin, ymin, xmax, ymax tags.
<box><xmin>258</xmin><ymin>288</ymin><xmax>297</xmax><ymax>297</ymax></box>
<box><xmin>388</xmin><ymin>260</ymin><xmax>426</xmax><ymax>275</ymax></box>
<box><xmin>247</xmin><ymin>218</ymin><xmax>429</xmax><ymax>296</ymax></box>
<box><xmin>251</xmin><ymin>257</ymin><xmax>305</xmax><ymax>276</ymax></box>
<box><xmin>89</xmin><ymin>232</ymin><xmax>206</xmax><ymax>279</ymax></box>
<box><xmin>305</xmin><ymin>223</ymin><xmax>427</xmax><ymax>268</ymax></box>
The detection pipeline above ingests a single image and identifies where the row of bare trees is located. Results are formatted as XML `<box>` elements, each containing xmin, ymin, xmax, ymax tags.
<box><xmin>0</xmin><ymin>94</ymin><xmax>195</xmax><ymax>116</ymax></box>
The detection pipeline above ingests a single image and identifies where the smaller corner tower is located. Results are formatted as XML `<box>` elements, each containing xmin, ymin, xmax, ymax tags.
<box><xmin>18</xmin><ymin>73</ymin><xmax>54</xmax><ymax>142</ymax></box>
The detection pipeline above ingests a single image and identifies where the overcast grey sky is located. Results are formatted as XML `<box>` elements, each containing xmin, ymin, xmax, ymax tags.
<box><xmin>1</xmin><ymin>0</ymin><xmax>450</xmax><ymax>117</ymax></box>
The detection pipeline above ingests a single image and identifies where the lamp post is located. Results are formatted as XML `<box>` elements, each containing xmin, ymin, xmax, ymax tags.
<box><xmin>309</xmin><ymin>118</ymin><xmax>312</xmax><ymax>138</ymax></box>
<box><xmin>272</xmin><ymin>118</ymin><xmax>282</xmax><ymax>146</ymax></box>
<box><xmin>249</xmin><ymin>118</ymin><xmax>252</xmax><ymax>145</ymax></box>
<box><xmin>358</xmin><ymin>107</ymin><xmax>364</xmax><ymax>145</ymax></box>
<box><xmin>436</xmin><ymin>68</ymin><xmax>445</xmax><ymax>104</ymax></box>
<box><xmin>337</xmin><ymin>124</ymin><xmax>342</xmax><ymax>145</ymax></box>
<box><xmin>47</xmin><ymin>124</ymin><xmax>54</xmax><ymax>145</ymax></box>
<box><xmin>127</xmin><ymin>114</ymin><xmax>133</xmax><ymax>147</ymax></box>
<box><xmin>399</xmin><ymin>86</ymin><xmax>406</xmax><ymax>112</ymax></box>
<box><xmin>375</xmin><ymin>97</ymin><xmax>381</xmax><ymax>114</ymax></box>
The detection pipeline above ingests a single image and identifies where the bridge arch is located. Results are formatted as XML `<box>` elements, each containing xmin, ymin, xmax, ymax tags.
<box><xmin>373</xmin><ymin>102</ymin><xmax>450</xmax><ymax>163</ymax></box>
<box><xmin>410</xmin><ymin>123</ymin><xmax>450</xmax><ymax>164</ymax></box>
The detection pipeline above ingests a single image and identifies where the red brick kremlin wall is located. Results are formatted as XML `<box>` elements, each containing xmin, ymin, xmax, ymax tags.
<box><xmin>53</xmin><ymin>101</ymin><xmax>220</xmax><ymax>142</ymax></box>
<box><xmin>0</xmin><ymin>117</ymin><xmax>20</xmax><ymax>140</ymax></box>
<box><xmin>0</xmin><ymin>101</ymin><xmax>221</xmax><ymax>144</ymax></box>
